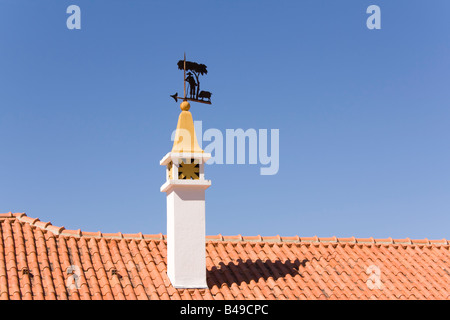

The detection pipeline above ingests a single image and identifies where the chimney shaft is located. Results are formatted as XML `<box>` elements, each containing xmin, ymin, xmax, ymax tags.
<box><xmin>160</xmin><ymin>101</ymin><xmax>211</xmax><ymax>288</ymax></box>
<box><xmin>166</xmin><ymin>186</ymin><xmax>207</xmax><ymax>288</ymax></box>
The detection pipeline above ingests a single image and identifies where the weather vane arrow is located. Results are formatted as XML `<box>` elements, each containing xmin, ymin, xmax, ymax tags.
<box><xmin>171</xmin><ymin>53</ymin><xmax>212</xmax><ymax>105</ymax></box>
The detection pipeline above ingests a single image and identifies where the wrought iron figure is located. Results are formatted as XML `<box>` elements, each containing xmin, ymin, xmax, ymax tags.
<box><xmin>170</xmin><ymin>53</ymin><xmax>212</xmax><ymax>105</ymax></box>
<box><xmin>185</xmin><ymin>72</ymin><xmax>197</xmax><ymax>99</ymax></box>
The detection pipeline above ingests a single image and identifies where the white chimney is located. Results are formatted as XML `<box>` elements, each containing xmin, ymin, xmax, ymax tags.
<box><xmin>160</xmin><ymin>101</ymin><xmax>211</xmax><ymax>288</ymax></box>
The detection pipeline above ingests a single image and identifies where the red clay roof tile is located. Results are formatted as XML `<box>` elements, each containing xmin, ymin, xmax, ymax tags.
<box><xmin>0</xmin><ymin>213</ymin><xmax>449</xmax><ymax>300</ymax></box>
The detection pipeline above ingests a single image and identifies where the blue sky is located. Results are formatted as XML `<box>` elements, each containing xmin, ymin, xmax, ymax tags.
<box><xmin>1</xmin><ymin>0</ymin><xmax>449</xmax><ymax>239</ymax></box>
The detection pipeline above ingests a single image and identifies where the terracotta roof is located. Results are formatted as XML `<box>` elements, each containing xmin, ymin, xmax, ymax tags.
<box><xmin>0</xmin><ymin>212</ymin><xmax>449</xmax><ymax>300</ymax></box>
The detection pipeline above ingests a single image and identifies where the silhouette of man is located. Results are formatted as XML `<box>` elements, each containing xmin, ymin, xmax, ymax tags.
<box><xmin>185</xmin><ymin>72</ymin><xmax>197</xmax><ymax>99</ymax></box>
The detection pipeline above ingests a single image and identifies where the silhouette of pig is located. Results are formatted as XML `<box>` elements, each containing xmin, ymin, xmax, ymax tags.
<box><xmin>198</xmin><ymin>90</ymin><xmax>212</xmax><ymax>101</ymax></box>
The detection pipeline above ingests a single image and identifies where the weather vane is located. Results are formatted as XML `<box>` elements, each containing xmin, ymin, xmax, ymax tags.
<box><xmin>170</xmin><ymin>53</ymin><xmax>212</xmax><ymax>105</ymax></box>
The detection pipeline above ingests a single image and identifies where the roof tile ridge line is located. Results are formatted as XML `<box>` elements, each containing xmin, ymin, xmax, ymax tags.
<box><xmin>350</xmin><ymin>236</ymin><xmax>448</xmax><ymax>246</ymax></box>
<box><xmin>203</xmin><ymin>234</ymin><xmax>371</xmax><ymax>244</ymax></box>
<box><xmin>68</xmin><ymin>229</ymin><xmax>169</xmax><ymax>240</ymax></box>
<box><xmin>203</xmin><ymin>234</ymin><xmax>255</xmax><ymax>242</ymax></box>
<box><xmin>205</xmin><ymin>233</ymin><xmax>225</xmax><ymax>241</ymax></box>
<box><xmin>56</xmin><ymin>228</ymin><xmax>168</xmax><ymax>240</ymax></box>
<box><xmin>0</xmin><ymin>212</ymin><xmax>14</xmax><ymax>218</ymax></box>
<box><xmin>140</xmin><ymin>233</ymin><xmax>167</xmax><ymax>240</ymax></box>
<box><xmin>8</xmin><ymin>214</ymin><xmax>448</xmax><ymax>246</ymax></box>
<box><xmin>247</xmin><ymin>234</ymin><xmax>450</xmax><ymax>246</ymax></box>
<box><xmin>240</xmin><ymin>234</ymin><xmax>264</xmax><ymax>242</ymax></box>
<box><xmin>16</xmin><ymin>214</ymin><xmax>40</xmax><ymax>226</ymax></box>
<box><xmin>298</xmin><ymin>235</ymin><xmax>321</xmax><ymax>244</ymax></box>
<box><xmin>181</xmin><ymin>233</ymin><xmax>448</xmax><ymax>245</ymax></box>
<box><xmin>316</xmin><ymin>236</ymin><xmax>342</xmax><ymax>244</ymax></box>
<box><xmin>9</xmin><ymin>213</ymin><xmax>108</xmax><ymax>240</ymax></box>
<box><xmin>17</xmin><ymin>213</ymin><xmax>67</xmax><ymax>236</ymax></box>
<box><xmin>49</xmin><ymin>225</ymin><xmax>66</xmax><ymax>236</ymax></box>
<box><xmin>14</xmin><ymin>213</ymin><xmax>35</xmax><ymax>224</ymax></box>
<box><xmin>274</xmin><ymin>235</ymin><xmax>439</xmax><ymax>245</ymax></box>
<box><xmin>209</xmin><ymin>234</ymin><xmax>291</xmax><ymax>243</ymax></box>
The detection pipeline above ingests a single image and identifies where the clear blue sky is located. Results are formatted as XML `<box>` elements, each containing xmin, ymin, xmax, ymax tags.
<box><xmin>1</xmin><ymin>1</ymin><xmax>449</xmax><ymax>239</ymax></box>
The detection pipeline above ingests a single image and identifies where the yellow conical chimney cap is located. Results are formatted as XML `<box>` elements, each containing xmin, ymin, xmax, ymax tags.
<box><xmin>171</xmin><ymin>101</ymin><xmax>203</xmax><ymax>153</ymax></box>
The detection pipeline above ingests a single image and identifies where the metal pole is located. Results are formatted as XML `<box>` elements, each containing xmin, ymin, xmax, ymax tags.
<box><xmin>183</xmin><ymin>53</ymin><xmax>186</xmax><ymax>100</ymax></box>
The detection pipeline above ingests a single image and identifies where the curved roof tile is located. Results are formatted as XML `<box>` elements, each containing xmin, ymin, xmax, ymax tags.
<box><xmin>0</xmin><ymin>212</ymin><xmax>449</xmax><ymax>300</ymax></box>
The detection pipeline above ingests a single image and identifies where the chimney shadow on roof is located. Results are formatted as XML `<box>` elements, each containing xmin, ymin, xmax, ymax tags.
<box><xmin>207</xmin><ymin>258</ymin><xmax>308</xmax><ymax>288</ymax></box>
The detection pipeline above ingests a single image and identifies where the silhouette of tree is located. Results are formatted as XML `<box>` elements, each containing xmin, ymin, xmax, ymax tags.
<box><xmin>177</xmin><ymin>60</ymin><xmax>208</xmax><ymax>99</ymax></box>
